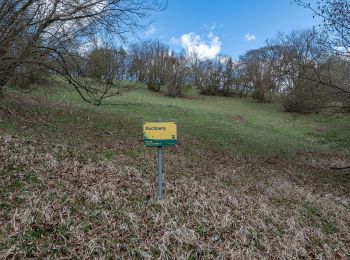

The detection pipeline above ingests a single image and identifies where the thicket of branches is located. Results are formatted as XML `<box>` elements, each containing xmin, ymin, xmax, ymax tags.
<box><xmin>124</xmin><ymin>0</ymin><xmax>350</xmax><ymax>113</ymax></box>
<box><xmin>120</xmin><ymin>28</ymin><xmax>349</xmax><ymax>114</ymax></box>
<box><xmin>1</xmin><ymin>0</ymin><xmax>349</xmax><ymax>113</ymax></box>
<box><xmin>0</xmin><ymin>0</ymin><xmax>163</xmax><ymax>104</ymax></box>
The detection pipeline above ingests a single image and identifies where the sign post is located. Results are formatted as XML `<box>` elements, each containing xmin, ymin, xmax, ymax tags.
<box><xmin>143</xmin><ymin>122</ymin><xmax>177</xmax><ymax>200</ymax></box>
<box><xmin>157</xmin><ymin>146</ymin><xmax>163</xmax><ymax>199</ymax></box>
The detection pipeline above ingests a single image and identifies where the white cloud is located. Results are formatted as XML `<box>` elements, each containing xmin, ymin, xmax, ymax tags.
<box><xmin>145</xmin><ymin>25</ymin><xmax>156</xmax><ymax>35</ymax></box>
<box><xmin>173</xmin><ymin>32</ymin><xmax>222</xmax><ymax>60</ymax></box>
<box><xmin>244</xmin><ymin>33</ymin><xmax>256</xmax><ymax>42</ymax></box>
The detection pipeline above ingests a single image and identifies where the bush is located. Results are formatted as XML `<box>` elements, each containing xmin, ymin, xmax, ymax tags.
<box><xmin>280</xmin><ymin>85</ymin><xmax>328</xmax><ymax>113</ymax></box>
<box><xmin>166</xmin><ymin>83</ymin><xmax>182</xmax><ymax>97</ymax></box>
<box><xmin>8</xmin><ymin>68</ymin><xmax>48</xmax><ymax>89</ymax></box>
<box><xmin>147</xmin><ymin>82</ymin><xmax>161</xmax><ymax>92</ymax></box>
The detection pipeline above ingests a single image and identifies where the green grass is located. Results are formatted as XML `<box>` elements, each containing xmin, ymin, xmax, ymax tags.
<box><xmin>1</xmin><ymin>84</ymin><xmax>350</xmax><ymax>258</ymax></box>
<box><xmin>302</xmin><ymin>201</ymin><xmax>340</xmax><ymax>235</ymax></box>
<box><xmin>34</xmin><ymin>83</ymin><xmax>350</xmax><ymax>157</ymax></box>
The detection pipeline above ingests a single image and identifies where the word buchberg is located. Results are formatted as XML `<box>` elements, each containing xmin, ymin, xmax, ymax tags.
<box><xmin>145</xmin><ymin>126</ymin><xmax>167</xmax><ymax>131</ymax></box>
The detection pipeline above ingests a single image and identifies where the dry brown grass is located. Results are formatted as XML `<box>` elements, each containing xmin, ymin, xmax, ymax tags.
<box><xmin>0</xmin><ymin>94</ymin><xmax>349</xmax><ymax>258</ymax></box>
<box><xmin>0</xmin><ymin>132</ymin><xmax>349</xmax><ymax>259</ymax></box>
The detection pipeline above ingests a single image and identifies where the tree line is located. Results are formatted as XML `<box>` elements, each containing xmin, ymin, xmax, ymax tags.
<box><xmin>0</xmin><ymin>0</ymin><xmax>349</xmax><ymax>113</ymax></box>
<box><xmin>84</xmin><ymin>25</ymin><xmax>350</xmax><ymax>114</ymax></box>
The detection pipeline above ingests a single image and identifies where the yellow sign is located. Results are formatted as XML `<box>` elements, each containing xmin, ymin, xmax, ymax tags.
<box><xmin>143</xmin><ymin>122</ymin><xmax>177</xmax><ymax>147</ymax></box>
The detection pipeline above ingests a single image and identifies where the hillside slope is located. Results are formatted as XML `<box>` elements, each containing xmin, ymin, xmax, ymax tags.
<box><xmin>0</xmin><ymin>89</ymin><xmax>349</xmax><ymax>258</ymax></box>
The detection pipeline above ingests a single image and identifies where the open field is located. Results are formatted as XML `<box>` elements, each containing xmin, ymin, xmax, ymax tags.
<box><xmin>37</xmin><ymin>83</ymin><xmax>350</xmax><ymax>157</ymax></box>
<box><xmin>0</xmin><ymin>84</ymin><xmax>349</xmax><ymax>258</ymax></box>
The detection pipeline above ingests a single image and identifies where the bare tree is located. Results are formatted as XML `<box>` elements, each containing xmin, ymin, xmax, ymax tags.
<box><xmin>221</xmin><ymin>57</ymin><xmax>235</xmax><ymax>96</ymax></box>
<box><xmin>281</xmin><ymin>0</ymin><xmax>350</xmax><ymax>111</ymax></box>
<box><xmin>128</xmin><ymin>40</ymin><xmax>170</xmax><ymax>92</ymax></box>
<box><xmin>295</xmin><ymin>0</ymin><xmax>350</xmax><ymax>58</ymax></box>
<box><xmin>187</xmin><ymin>52</ymin><xmax>203</xmax><ymax>88</ymax></box>
<box><xmin>87</xmin><ymin>47</ymin><xmax>117</xmax><ymax>83</ymax></box>
<box><xmin>186</xmin><ymin>55</ymin><xmax>238</xmax><ymax>97</ymax></box>
<box><xmin>115</xmin><ymin>47</ymin><xmax>129</xmax><ymax>81</ymax></box>
<box><xmin>232</xmin><ymin>63</ymin><xmax>252</xmax><ymax>98</ymax></box>
<box><xmin>128</xmin><ymin>42</ymin><xmax>147</xmax><ymax>82</ymax></box>
<box><xmin>238</xmin><ymin>47</ymin><xmax>277</xmax><ymax>103</ymax></box>
<box><xmin>198</xmin><ymin>58</ymin><xmax>223</xmax><ymax>96</ymax></box>
<box><xmin>0</xmin><ymin>0</ymin><xmax>164</xmax><ymax>104</ymax></box>
<box><xmin>164</xmin><ymin>51</ymin><xmax>188</xmax><ymax>97</ymax></box>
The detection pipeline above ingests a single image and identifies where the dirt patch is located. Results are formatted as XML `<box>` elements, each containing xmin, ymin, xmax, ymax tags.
<box><xmin>181</xmin><ymin>96</ymin><xmax>200</xmax><ymax>100</ymax></box>
<box><xmin>314</xmin><ymin>126</ymin><xmax>327</xmax><ymax>133</ymax></box>
<box><xmin>227</xmin><ymin>114</ymin><xmax>245</xmax><ymax>123</ymax></box>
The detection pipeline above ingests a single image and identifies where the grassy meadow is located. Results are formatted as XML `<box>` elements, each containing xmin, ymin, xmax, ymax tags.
<box><xmin>36</xmin><ymin>83</ymin><xmax>350</xmax><ymax>157</ymax></box>
<box><xmin>0</xmin><ymin>82</ymin><xmax>349</xmax><ymax>258</ymax></box>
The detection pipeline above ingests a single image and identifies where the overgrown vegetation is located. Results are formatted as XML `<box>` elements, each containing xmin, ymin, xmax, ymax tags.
<box><xmin>0</xmin><ymin>89</ymin><xmax>349</xmax><ymax>258</ymax></box>
<box><xmin>1</xmin><ymin>0</ymin><xmax>350</xmax><ymax>258</ymax></box>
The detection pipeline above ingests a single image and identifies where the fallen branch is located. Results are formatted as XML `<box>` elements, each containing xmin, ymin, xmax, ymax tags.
<box><xmin>330</xmin><ymin>166</ymin><xmax>350</xmax><ymax>170</ymax></box>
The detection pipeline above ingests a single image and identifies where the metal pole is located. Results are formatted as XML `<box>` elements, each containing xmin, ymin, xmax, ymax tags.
<box><xmin>157</xmin><ymin>146</ymin><xmax>163</xmax><ymax>200</ymax></box>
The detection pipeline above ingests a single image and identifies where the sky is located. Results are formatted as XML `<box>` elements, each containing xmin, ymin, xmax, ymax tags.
<box><xmin>140</xmin><ymin>0</ymin><xmax>321</xmax><ymax>59</ymax></box>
